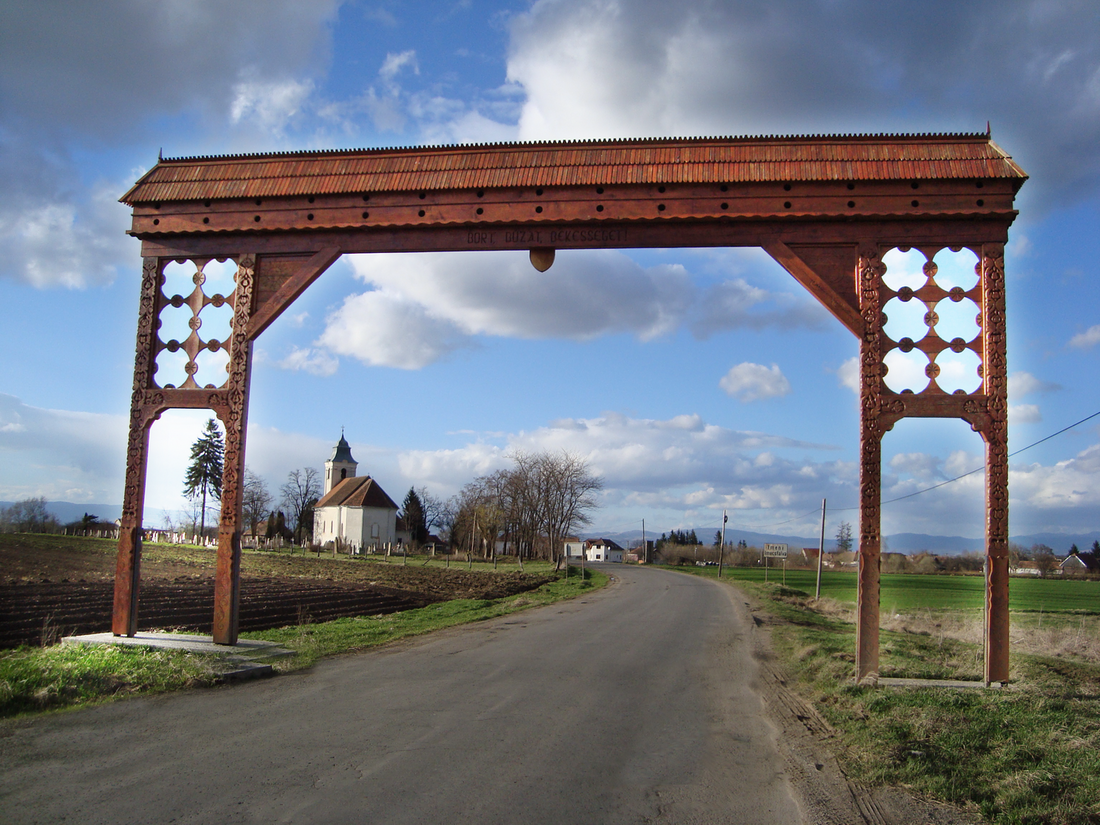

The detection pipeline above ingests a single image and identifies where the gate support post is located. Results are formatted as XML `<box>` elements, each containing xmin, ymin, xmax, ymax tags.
<box><xmin>211</xmin><ymin>255</ymin><xmax>255</xmax><ymax>645</ymax></box>
<box><xmin>855</xmin><ymin>245</ymin><xmax>887</xmax><ymax>683</ymax></box>
<box><xmin>113</xmin><ymin>257</ymin><xmax>164</xmax><ymax>637</ymax></box>
<box><xmin>982</xmin><ymin>244</ymin><xmax>1010</xmax><ymax>684</ymax></box>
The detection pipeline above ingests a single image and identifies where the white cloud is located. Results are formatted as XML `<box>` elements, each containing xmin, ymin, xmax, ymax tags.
<box><xmin>319</xmin><ymin>289</ymin><xmax>472</xmax><ymax>370</ymax></box>
<box><xmin>1069</xmin><ymin>325</ymin><xmax>1100</xmax><ymax>349</ymax></box>
<box><xmin>0</xmin><ymin>173</ymin><xmax>135</xmax><ymax>288</ymax></box>
<box><xmin>506</xmin><ymin>0</ymin><xmax>1100</xmax><ymax>209</ymax></box>
<box><xmin>1010</xmin><ymin>443</ymin><xmax>1100</xmax><ymax>514</ymax></box>
<box><xmin>394</xmin><ymin>411</ymin><xmax>841</xmax><ymax>522</ymax></box>
<box><xmin>0</xmin><ymin>1</ymin><xmax>340</xmax><ymax>288</ymax></box>
<box><xmin>429</xmin><ymin>109</ymin><xmax>519</xmax><ymax>145</ymax></box>
<box><xmin>889</xmin><ymin>452</ymin><xmax>943</xmax><ymax>481</ymax></box>
<box><xmin>836</xmin><ymin>357</ymin><xmax>860</xmax><ymax>395</ymax></box>
<box><xmin>322</xmin><ymin>250</ymin><xmax>821</xmax><ymax>369</ymax></box>
<box><xmin>323</xmin><ymin>250</ymin><xmax>693</xmax><ymax>367</ymax></box>
<box><xmin>719</xmin><ymin>363</ymin><xmax>791</xmax><ymax>403</ymax></box>
<box><xmin>0</xmin><ymin>393</ymin><xmax>128</xmax><ymax>503</ymax></box>
<box><xmin>1010</xmin><ymin>404</ymin><xmax>1043</xmax><ymax>424</ymax></box>
<box><xmin>380</xmin><ymin>50</ymin><xmax>419</xmax><ymax>83</ymax></box>
<box><xmin>276</xmin><ymin>346</ymin><xmax>339</xmax><ymax>377</ymax></box>
<box><xmin>1008</xmin><ymin>371</ymin><xmax>1062</xmax><ymax>396</ymax></box>
<box><xmin>230</xmin><ymin>76</ymin><xmax>314</xmax><ymax>136</ymax></box>
<box><xmin>692</xmin><ymin>278</ymin><xmax>827</xmax><ymax>337</ymax></box>
<box><xmin>0</xmin><ymin>1</ymin><xmax>340</xmax><ymax>141</ymax></box>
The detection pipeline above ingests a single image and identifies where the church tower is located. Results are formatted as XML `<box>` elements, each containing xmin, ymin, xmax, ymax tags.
<box><xmin>324</xmin><ymin>431</ymin><xmax>358</xmax><ymax>495</ymax></box>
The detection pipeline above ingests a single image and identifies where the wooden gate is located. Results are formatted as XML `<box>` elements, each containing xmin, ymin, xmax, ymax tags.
<box><xmin>116</xmin><ymin>132</ymin><xmax>1026</xmax><ymax>683</ymax></box>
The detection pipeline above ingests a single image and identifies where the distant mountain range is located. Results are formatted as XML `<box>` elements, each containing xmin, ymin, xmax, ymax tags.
<box><xmin>4</xmin><ymin>501</ymin><xmax>1096</xmax><ymax>555</ymax></box>
<box><xmin>585</xmin><ymin>527</ymin><xmax>1100</xmax><ymax>556</ymax></box>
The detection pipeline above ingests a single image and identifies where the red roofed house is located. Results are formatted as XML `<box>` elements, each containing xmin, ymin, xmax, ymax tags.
<box><xmin>312</xmin><ymin>434</ymin><xmax>400</xmax><ymax>552</ymax></box>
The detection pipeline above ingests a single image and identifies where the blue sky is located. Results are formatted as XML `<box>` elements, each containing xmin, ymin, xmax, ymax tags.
<box><xmin>1</xmin><ymin>0</ymin><xmax>1098</xmax><ymax>543</ymax></box>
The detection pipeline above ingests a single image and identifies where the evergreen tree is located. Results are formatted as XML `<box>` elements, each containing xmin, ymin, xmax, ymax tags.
<box><xmin>402</xmin><ymin>487</ymin><xmax>428</xmax><ymax>545</ymax></box>
<box><xmin>183</xmin><ymin>418</ymin><xmax>224</xmax><ymax>540</ymax></box>
<box><xmin>836</xmin><ymin>522</ymin><xmax>853</xmax><ymax>553</ymax></box>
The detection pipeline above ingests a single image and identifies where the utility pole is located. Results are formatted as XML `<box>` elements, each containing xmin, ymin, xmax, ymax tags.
<box><xmin>816</xmin><ymin>498</ymin><xmax>826</xmax><ymax>600</ymax></box>
<box><xmin>642</xmin><ymin>518</ymin><xmax>647</xmax><ymax>564</ymax></box>
<box><xmin>718</xmin><ymin>510</ymin><xmax>727</xmax><ymax>578</ymax></box>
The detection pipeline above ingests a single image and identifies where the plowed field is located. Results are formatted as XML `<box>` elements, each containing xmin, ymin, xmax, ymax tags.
<box><xmin>0</xmin><ymin>535</ymin><xmax>554</xmax><ymax>648</ymax></box>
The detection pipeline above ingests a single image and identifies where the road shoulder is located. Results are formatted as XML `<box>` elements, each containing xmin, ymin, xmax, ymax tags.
<box><xmin>714</xmin><ymin>579</ymin><xmax>984</xmax><ymax>825</ymax></box>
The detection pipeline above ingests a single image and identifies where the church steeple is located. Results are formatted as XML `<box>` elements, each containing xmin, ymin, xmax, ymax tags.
<box><xmin>324</xmin><ymin>429</ymin><xmax>358</xmax><ymax>494</ymax></box>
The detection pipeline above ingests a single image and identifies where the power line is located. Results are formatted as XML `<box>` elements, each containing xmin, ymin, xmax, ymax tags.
<box><xmin>711</xmin><ymin>408</ymin><xmax>1100</xmax><ymax>528</ymax></box>
<box><xmin>647</xmin><ymin>409</ymin><xmax>1100</xmax><ymax>535</ymax></box>
<box><xmin>835</xmin><ymin>407</ymin><xmax>1100</xmax><ymax>512</ymax></box>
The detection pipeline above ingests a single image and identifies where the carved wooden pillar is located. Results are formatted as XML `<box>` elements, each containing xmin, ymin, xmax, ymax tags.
<box><xmin>981</xmin><ymin>244</ymin><xmax>1010</xmax><ymax>683</ymax></box>
<box><xmin>856</xmin><ymin>245</ymin><xmax>887</xmax><ymax>682</ymax></box>
<box><xmin>114</xmin><ymin>258</ymin><xmax>166</xmax><ymax>636</ymax></box>
<box><xmin>211</xmin><ymin>255</ymin><xmax>255</xmax><ymax>645</ymax></box>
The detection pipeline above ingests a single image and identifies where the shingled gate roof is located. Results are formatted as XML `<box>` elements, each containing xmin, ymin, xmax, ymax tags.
<box><xmin>121</xmin><ymin>132</ymin><xmax>1026</xmax><ymax>205</ymax></box>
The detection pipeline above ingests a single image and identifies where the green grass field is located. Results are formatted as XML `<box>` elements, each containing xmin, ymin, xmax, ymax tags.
<box><xmin>707</xmin><ymin>567</ymin><xmax>1100</xmax><ymax>614</ymax></box>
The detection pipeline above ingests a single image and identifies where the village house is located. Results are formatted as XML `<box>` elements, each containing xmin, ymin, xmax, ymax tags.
<box><xmin>563</xmin><ymin>538</ymin><xmax>624</xmax><ymax>562</ymax></box>
<box><xmin>312</xmin><ymin>433</ymin><xmax>400</xmax><ymax>552</ymax></box>
<box><xmin>1059</xmin><ymin>552</ymin><xmax>1099</xmax><ymax>575</ymax></box>
<box><xmin>582</xmin><ymin>538</ymin><xmax>625</xmax><ymax>563</ymax></box>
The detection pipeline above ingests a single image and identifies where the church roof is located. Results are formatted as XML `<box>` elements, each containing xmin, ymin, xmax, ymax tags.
<box><xmin>315</xmin><ymin>475</ymin><xmax>398</xmax><ymax>511</ymax></box>
<box><xmin>329</xmin><ymin>434</ymin><xmax>356</xmax><ymax>464</ymax></box>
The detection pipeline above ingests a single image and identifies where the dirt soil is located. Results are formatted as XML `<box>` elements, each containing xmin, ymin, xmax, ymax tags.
<box><xmin>0</xmin><ymin>535</ymin><xmax>554</xmax><ymax>648</ymax></box>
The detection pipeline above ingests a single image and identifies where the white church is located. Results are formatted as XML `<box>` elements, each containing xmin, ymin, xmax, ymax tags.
<box><xmin>312</xmin><ymin>433</ymin><xmax>400</xmax><ymax>552</ymax></box>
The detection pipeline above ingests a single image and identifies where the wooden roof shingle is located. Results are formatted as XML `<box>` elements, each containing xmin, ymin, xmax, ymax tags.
<box><xmin>121</xmin><ymin>133</ymin><xmax>1027</xmax><ymax>205</ymax></box>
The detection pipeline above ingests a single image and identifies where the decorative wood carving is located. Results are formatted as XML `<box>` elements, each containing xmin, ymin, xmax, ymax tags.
<box><xmin>981</xmin><ymin>243</ymin><xmax>1010</xmax><ymax>683</ymax></box>
<box><xmin>113</xmin><ymin>257</ymin><xmax>167</xmax><ymax>636</ymax></box>
<box><xmin>211</xmin><ymin>255</ymin><xmax>255</xmax><ymax>644</ymax></box>
<box><xmin>856</xmin><ymin>244</ymin><xmax>886</xmax><ymax>682</ymax></box>
<box><xmin>112</xmin><ymin>254</ymin><xmax>255</xmax><ymax>642</ymax></box>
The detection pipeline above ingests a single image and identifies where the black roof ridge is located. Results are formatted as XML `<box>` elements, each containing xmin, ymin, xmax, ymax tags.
<box><xmin>158</xmin><ymin>131</ymin><xmax>994</xmax><ymax>164</ymax></box>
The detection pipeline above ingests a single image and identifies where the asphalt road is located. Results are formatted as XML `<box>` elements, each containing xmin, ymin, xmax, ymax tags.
<box><xmin>0</xmin><ymin>565</ymin><xmax>803</xmax><ymax>824</ymax></box>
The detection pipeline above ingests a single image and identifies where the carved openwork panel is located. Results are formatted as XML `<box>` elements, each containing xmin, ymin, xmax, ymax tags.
<box><xmin>155</xmin><ymin>258</ymin><xmax>240</xmax><ymax>390</ymax></box>
<box><xmin>878</xmin><ymin>246</ymin><xmax>985</xmax><ymax>397</ymax></box>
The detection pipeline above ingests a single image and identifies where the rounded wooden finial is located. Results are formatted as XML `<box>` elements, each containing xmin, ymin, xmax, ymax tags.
<box><xmin>530</xmin><ymin>247</ymin><xmax>555</xmax><ymax>272</ymax></box>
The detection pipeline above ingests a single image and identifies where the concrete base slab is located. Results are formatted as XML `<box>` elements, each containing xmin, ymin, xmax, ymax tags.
<box><xmin>879</xmin><ymin>677</ymin><xmax>1005</xmax><ymax>690</ymax></box>
<box><xmin>63</xmin><ymin>632</ymin><xmax>293</xmax><ymax>681</ymax></box>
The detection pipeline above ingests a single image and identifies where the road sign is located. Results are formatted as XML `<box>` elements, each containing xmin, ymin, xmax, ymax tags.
<box><xmin>763</xmin><ymin>543</ymin><xmax>788</xmax><ymax>559</ymax></box>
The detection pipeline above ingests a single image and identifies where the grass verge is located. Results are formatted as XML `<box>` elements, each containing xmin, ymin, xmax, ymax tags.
<box><xmin>0</xmin><ymin>644</ymin><xmax>225</xmax><ymax>718</ymax></box>
<box><xmin>0</xmin><ymin>567</ymin><xmax>606</xmax><ymax>720</ymax></box>
<box><xmin>246</xmin><ymin>567</ymin><xmax>606</xmax><ymax>669</ymax></box>
<box><xmin>673</xmin><ymin>566</ymin><xmax>1100</xmax><ymax>825</ymax></box>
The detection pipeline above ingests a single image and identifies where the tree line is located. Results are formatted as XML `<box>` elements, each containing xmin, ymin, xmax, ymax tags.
<box><xmin>442</xmin><ymin>451</ymin><xmax>602</xmax><ymax>566</ymax></box>
<box><xmin>180</xmin><ymin>421</ymin><xmax>603</xmax><ymax>559</ymax></box>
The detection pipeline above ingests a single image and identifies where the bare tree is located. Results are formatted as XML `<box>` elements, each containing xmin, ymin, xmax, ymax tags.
<box><xmin>281</xmin><ymin>467</ymin><xmax>321</xmax><ymax>545</ymax></box>
<box><xmin>416</xmin><ymin>487</ymin><xmax>445</xmax><ymax>537</ymax></box>
<box><xmin>242</xmin><ymin>469</ymin><xmax>273</xmax><ymax>539</ymax></box>
<box><xmin>0</xmin><ymin>497</ymin><xmax>59</xmax><ymax>534</ymax></box>
<box><xmin>442</xmin><ymin>451</ymin><xmax>601</xmax><ymax>567</ymax></box>
<box><xmin>533</xmin><ymin>451</ymin><xmax>602</xmax><ymax>569</ymax></box>
<box><xmin>1032</xmin><ymin>544</ymin><xmax>1058</xmax><ymax>577</ymax></box>
<box><xmin>504</xmin><ymin>452</ymin><xmax>541</xmax><ymax>561</ymax></box>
